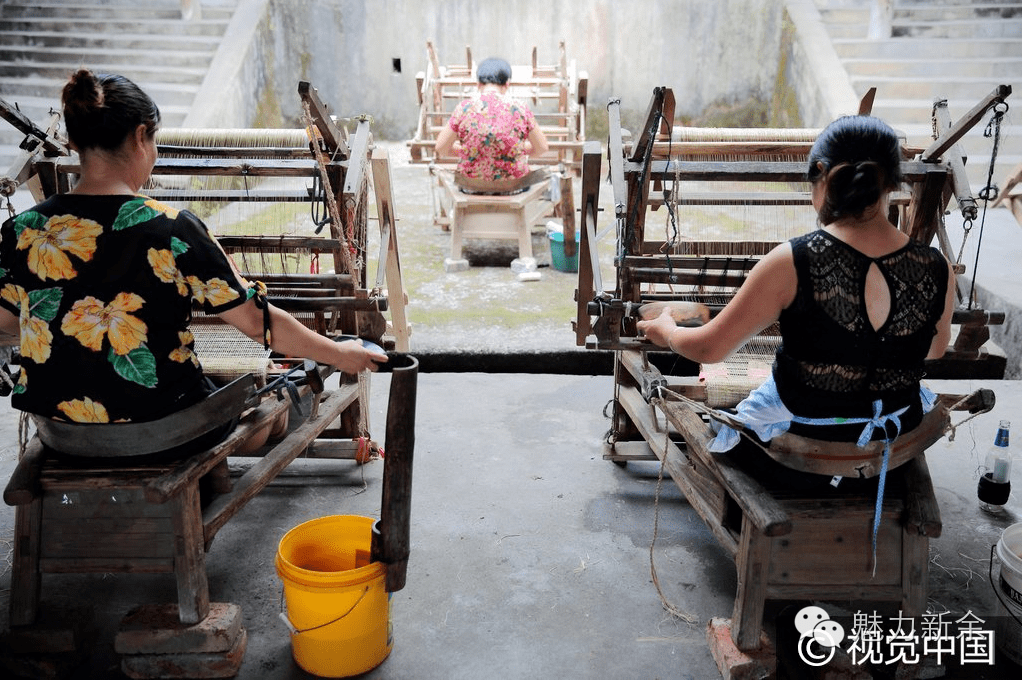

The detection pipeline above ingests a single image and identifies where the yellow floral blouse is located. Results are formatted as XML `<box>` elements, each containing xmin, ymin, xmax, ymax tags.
<box><xmin>0</xmin><ymin>195</ymin><xmax>255</xmax><ymax>423</ymax></box>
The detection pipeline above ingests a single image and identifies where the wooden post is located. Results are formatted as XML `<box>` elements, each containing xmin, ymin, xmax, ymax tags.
<box><xmin>372</xmin><ymin>354</ymin><xmax>418</xmax><ymax>592</ymax></box>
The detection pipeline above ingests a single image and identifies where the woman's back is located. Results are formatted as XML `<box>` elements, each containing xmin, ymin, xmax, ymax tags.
<box><xmin>775</xmin><ymin>229</ymin><xmax>949</xmax><ymax>438</ymax></box>
<box><xmin>0</xmin><ymin>193</ymin><xmax>251</xmax><ymax>423</ymax></box>
<box><xmin>448</xmin><ymin>91</ymin><xmax>537</xmax><ymax>181</ymax></box>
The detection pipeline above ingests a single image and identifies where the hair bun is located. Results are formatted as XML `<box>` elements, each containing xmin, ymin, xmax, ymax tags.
<box><xmin>62</xmin><ymin>69</ymin><xmax>104</xmax><ymax>118</ymax></box>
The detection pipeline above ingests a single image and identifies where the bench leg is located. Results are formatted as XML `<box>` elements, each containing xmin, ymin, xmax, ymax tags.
<box><xmin>171</xmin><ymin>484</ymin><xmax>210</xmax><ymax>625</ymax></box>
<box><xmin>901</xmin><ymin>530</ymin><xmax>929</xmax><ymax>617</ymax></box>
<box><xmin>517</xmin><ymin>212</ymin><xmax>534</xmax><ymax>260</ymax></box>
<box><xmin>450</xmin><ymin>208</ymin><xmax>465</xmax><ymax>261</ymax></box>
<box><xmin>731</xmin><ymin>516</ymin><xmax>771</xmax><ymax>650</ymax></box>
<box><xmin>9</xmin><ymin>499</ymin><xmax>43</xmax><ymax>626</ymax></box>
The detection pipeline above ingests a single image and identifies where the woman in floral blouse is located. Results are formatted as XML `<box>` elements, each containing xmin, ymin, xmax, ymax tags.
<box><xmin>0</xmin><ymin>70</ymin><xmax>385</xmax><ymax>440</ymax></box>
<box><xmin>434</xmin><ymin>57</ymin><xmax>549</xmax><ymax>182</ymax></box>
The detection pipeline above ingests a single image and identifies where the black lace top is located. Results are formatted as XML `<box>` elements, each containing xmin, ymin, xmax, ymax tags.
<box><xmin>774</xmin><ymin>229</ymin><xmax>948</xmax><ymax>441</ymax></box>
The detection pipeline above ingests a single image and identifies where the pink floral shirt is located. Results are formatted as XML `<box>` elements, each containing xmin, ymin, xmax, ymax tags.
<box><xmin>447</xmin><ymin>91</ymin><xmax>537</xmax><ymax>180</ymax></box>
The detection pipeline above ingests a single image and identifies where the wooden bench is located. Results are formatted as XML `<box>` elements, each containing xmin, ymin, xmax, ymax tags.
<box><xmin>437</xmin><ymin>170</ymin><xmax>560</xmax><ymax>270</ymax></box>
<box><xmin>611</xmin><ymin>348</ymin><xmax>994</xmax><ymax>653</ymax></box>
<box><xmin>3</xmin><ymin>375</ymin><xmax>359</xmax><ymax>628</ymax></box>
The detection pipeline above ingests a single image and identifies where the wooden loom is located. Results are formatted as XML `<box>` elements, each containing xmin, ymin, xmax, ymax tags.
<box><xmin>573</xmin><ymin>85</ymin><xmax>1009</xmax><ymax>656</ymax></box>
<box><xmin>407</xmin><ymin>41</ymin><xmax>587</xmax><ymax>270</ymax></box>
<box><xmin>0</xmin><ymin>82</ymin><xmax>417</xmax><ymax>672</ymax></box>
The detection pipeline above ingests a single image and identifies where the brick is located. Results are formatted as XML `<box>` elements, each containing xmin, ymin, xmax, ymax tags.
<box><xmin>114</xmin><ymin>603</ymin><xmax>243</xmax><ymax>655</ymax></box>
<box><xmin>706</xmin><ymin>617</ymin><xmax>777</xmax><ymax>680</ymax></box>
<box><xmin>120</xmin><ymin>627</ymin><xmax>246</xmax><ymax>680</ymax></box>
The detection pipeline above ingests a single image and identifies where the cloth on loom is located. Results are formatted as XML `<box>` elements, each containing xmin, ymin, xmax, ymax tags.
<box><xmin>707</xmin><ymin>374</ymin><xmax>938</xmax><ymax>453</ymax></box>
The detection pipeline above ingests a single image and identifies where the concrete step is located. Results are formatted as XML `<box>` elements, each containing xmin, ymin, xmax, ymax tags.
<box><xmin>843</xmin><ymin>57</ymin><xmax>1022</xmax><ymax>79</ymax></box>
<box><xmin>892</xmin><ymin>18</ymin><xmax>1022</xmax><ymax>39</ymax></box>
<box><xmin>1</xmin><ymin>75</ymin><xmax>201</xmax><ymax>107</ymax></box>
<box><xmin>871</xmin><ymin>98</ymin><xmax>1020</xmax><ymax>123</ymax></box>
<box><xmin>849</xmin><ymin>75</ymin><xmax>1015</xmax><ymax>101</ymax></box>
<box><xmin>833</xmin><ymin>37</ymin><xmax>1022</xmax><ymax>58</ymax></box>
<box><xmin>0</xmin><ymin>18</ymin><xmax>231</xmax><ymax>38</ymax></box>
<box><xmin>895</xmin><ymin>3</ymin><xmax>1022</xmax><ymax>23</ymax></box>
<box><xmin>0</xmin><ymin>61</ymin><xmax>206</xmax><ymax>85</ymax></box>
<box><xmin>0</xmin><ymin>30</ymin><xmax>222</xmax><ymax>53</ymax></box>
<box><xmin>0</xmin><ymin>45</ymin><xmax>213</xmax><ymax>69</ymax></box>
<box><xmin>0</xmin><ymin>2</ymin><xmax>234</xmax><ymax>22</ymax></box>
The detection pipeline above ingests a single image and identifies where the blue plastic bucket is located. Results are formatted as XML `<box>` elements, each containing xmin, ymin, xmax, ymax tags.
<box><xmin>548</xmin><ymin>230</ymin><xmax>580</xmax><ymax>272</ymax></box>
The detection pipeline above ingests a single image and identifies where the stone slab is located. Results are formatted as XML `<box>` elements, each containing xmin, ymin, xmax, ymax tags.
<box><xmin>114</xmin><ymin>603</ymin><xmax>243</xmax><ymax>655</ymax></box>
<box><xmin>120</xmin><ymin>627</ymin><xmax>247</xmax><ymax>680</ymax></box>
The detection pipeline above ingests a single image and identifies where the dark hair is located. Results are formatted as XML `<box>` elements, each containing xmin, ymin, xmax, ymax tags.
<box><xmin>62</xmin><ymin>69</ymin><xmax>160</xmax><ymax>153</ymax></box>
<box><xmin>476</xmin><ymin>57</ymin><xmax>512</xmax><ymax>86</ymax></box>
<box><xmin>807</xmin><ymin>115</ymin><xmax>902</xmax><ymax>225</ymax></box>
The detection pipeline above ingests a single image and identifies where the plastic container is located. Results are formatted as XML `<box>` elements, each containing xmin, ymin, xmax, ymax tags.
<box><xmin>994</xmin><ymin>522</ymin><xmax>1022</xmax><ymax>666</ymax></box>
<box><xmin>548</xmin><ymin>230</ymin><xmax>580</xmax><ymax>273</ymax></box>
<box><xmin>276</xmin><ymin>515</ymin><xmax>392</xmax><ymax>678</ymax></box>
<box><xmin>979</xmin><ymin>420</ymin><xmax>1012</xmax><ymax>513</ymax></box>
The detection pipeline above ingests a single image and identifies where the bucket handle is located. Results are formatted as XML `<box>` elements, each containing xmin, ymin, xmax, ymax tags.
<box><xmin>989</xmin><ymin>544</ymin><xmax>1022</xmax><ymax>629</ymax></box>
<box><xmin>277</xmin><ymin>585</ymin><xmax>369</xmax><ymax>636</ymax></box>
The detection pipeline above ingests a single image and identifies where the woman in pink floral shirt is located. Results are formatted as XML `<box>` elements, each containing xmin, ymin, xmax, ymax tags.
<box><xmin>435</xmin><ymin>57</ymin><xmax>549</xmax><ymax>182</ymax></box>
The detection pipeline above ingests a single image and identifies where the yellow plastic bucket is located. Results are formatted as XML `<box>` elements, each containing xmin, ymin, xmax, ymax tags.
<box><xmin>275</xmin><ymin>515</ymin><xmax>392</xmax><ymax>677</ymax></box>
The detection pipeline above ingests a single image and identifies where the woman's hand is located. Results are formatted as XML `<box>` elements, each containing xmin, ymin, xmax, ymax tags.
<box><xmin>333</xmin><ymin>339</ymin><xmax>388</xmax><ymax>375</ymax></box>
<box><xmin>636</xmin><ymin>308</ymin><xmax>678</xmax><ymax>350</ymax></box>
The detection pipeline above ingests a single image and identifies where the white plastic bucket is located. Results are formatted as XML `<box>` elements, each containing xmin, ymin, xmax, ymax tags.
<box><xmin>995</xmin><ymin>522</ymin><xmax>1022</xmax><ymax>665</ymax></box>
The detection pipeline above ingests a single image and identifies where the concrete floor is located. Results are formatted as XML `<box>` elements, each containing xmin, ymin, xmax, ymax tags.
<box><xmin>1</xmin><ymin>145</ymin><xmax>1022</xmax><ymax>678</ymax></box>
<box><xmin>1</xmin><ymin>372</ymin><xmax>1022</xmax><ymax>679</ymax></box>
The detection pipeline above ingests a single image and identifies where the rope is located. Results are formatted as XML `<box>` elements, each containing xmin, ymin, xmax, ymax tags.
<box><xmin>301</xmin><ymin>101</ymin><xmax>356</xmax><ymax>278</ymax></box>
<box><xmin>648</xmin><ymin>395</ymin><xmax>698</xmax><ymax>624</ymax></box>
<box><xmin>966</xmin><ymin>101</ymin><xmax>1008</xmax><ymax>309</ymax></box>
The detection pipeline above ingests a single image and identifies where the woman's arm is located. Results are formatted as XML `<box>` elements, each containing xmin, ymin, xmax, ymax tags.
<box><xmin>637</xmin><ymin>243</ymin><xmax>797</xmax><ymax>364</ymax></box>
<box><xmin>926</xmin><ymin>260</ymin><xmax>956</xmax><ymax>360</ymax></box>
<box><xmin>525</xmin><ymin>125</ymin><xmax>549</xmax><ymax>158</ymax></box>
<box><xmin>434</xmin><ymin>126</ymin><xmax>459</xmax><ymax>159</ymax></box>
<box><xmin>0</xmin><ymin>307</ymin><xmax>19</xmax><ymax>338</ymax></box>
<box><xmin>218</xmin><ymin>300</ymin><xmax>386</xmax><ymax>374</ymax></box>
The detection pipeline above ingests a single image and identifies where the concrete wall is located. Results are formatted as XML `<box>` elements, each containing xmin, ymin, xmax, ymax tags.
<box><xmin>198</xmin><ymin>0</ymin><xmax>793</xmax><ymax>138</ymax></box>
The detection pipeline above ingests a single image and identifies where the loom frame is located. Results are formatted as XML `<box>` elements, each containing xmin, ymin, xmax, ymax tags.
<box><xmin>572</xmin><ymin>85</ymin><xmax>1008</xmax><ymax>657</ymax></box>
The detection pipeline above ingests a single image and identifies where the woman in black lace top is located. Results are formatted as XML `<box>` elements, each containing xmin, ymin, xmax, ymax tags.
<box><xmin>639</xmin><ymin>115</ymin><xmax>955</xmax><ymax>461</ymax></box>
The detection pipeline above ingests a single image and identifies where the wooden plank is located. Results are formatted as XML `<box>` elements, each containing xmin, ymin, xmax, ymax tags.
<box><xmin>370</xmin><ymin>147</ymin><xmax>410</xmax><ymax>350</ymax></box>
<box><xmin>172</xmin><ymin>483</ymin><xmax>209</xmax><ymax>624</ymax></box>
<box><xmin>901</xmin><ymin>455</ymin><xmax>942</xmax><ymax>538</ymax></box>
<box><xmin>920</xmin><ymin>84</ymin><xmax>1011</xmax><ymax>162</ymax></box>
<box><xmin>731</xmin><ymin>514</ymin><xmax>773</xmax><ymax>649</ymax></box>
<box><xmin>9</xmin><ymin>500</ymin><xmax>43</xmax><ymax>625</ymax></box>
<box><xmin>657</xmin><ymin>399</ymin><xmax>792</xmax><ymax>537</ymax></box>
<box><xmin>298</xmin><ymin>80</ymin><xmax>349</xmax><ymax>159</ymax></box>
<box><xmin>143</xmin><ymin>189</ymin><xmax>312</xmax><ymax>202</ymax></box>
<box><xmin>38</xmin><ymin>557</ymin><xmax>174</xmax><ymax>574</ymax></box>
<box><xmin>201</xmin><ymin>386</ymin><xmax>358</xmax><ymax>545</ymax></box>
<box><xmin>574</xmin><ymin>142</ymin><xmax>602</xmax><ymax>345</ymax></box>
<box><xmin>56</xmin><ymin>156</ymin><xmax>331</xmax><ymax>178</ymax></box>
<box><xmin>0</xmin><ymin>97</ymin><xmax>69</xmax><ymax>155</ymax></box>
<box><xmin>767</xmin><ymin>500</ymin><xmax>903</xmax><ymax>585</ymax></box>
<box><xmin>218</xmin><ymin>235</ymin><xmax>346</xmax><ymax>251</ymax></box>
<box><xmin>41</xmin><ymin>528</ymin><xmax>175</xmax><ymax>560</ymax></box>
<box><xmin>4</xmin><ymin>436</ymin><xmax>45</xmax><ymax>505</ymax></box>
<box><xmin>374</xmin><ymin>355</ymin><xmax>418</xmax><ymax>592</ymax></box>
<box><xmin>615</xmin><ymin>385</ymin><xmax>739</xmax><ymax>559</ymax></box>
<box><xmin>145</xmin><ymin>398</ymin><xmax>288</xmax><ymax>503</ymax></box>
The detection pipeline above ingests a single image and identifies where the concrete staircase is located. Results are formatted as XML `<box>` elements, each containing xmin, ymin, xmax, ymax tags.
<box><xmin>0</xmin><ymin>0</ymin><xmax>237</xmax><ymax>169</ymax></box>
<box><xmin>814</xmin><ymin>0</ymin><xmax>1022</xmax><ymax>193</ymax></box>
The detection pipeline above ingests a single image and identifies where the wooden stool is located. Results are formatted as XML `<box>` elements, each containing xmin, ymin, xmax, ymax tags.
<box><xmin>657</xmin><ymin>396</ymin><xmax>949</xmax><ymax>651</ymax></box>
<box><xmin>3</xmin><ymin>382</ymin><xmax>358</xmax><ymax>629</ymax></box>
<box><xmin>438</xmin><ymin>170</ymin><xmax>556</xmax><ymax>269</ymax></box>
